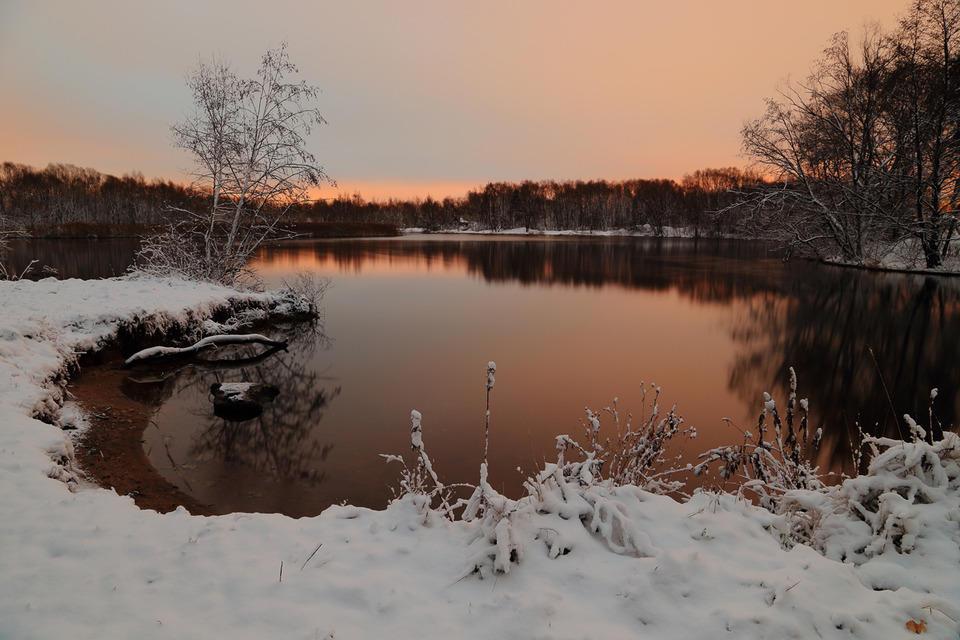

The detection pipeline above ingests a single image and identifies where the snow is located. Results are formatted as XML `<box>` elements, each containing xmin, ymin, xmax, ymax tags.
<box><xmin>823</xmin><ymin>237</ymin><xmax>960</xmax><ymax>275</ymax></box>
<box><xmin>216</xmin><ymin>381</ymin><xmax>258</xmax><ymax>396</ymax></box>
<box><xmin>124</xmin><ymin>333</ymin><xmax>285</xmax><ymax>365</ymax></box>
<box><xmin>401</xmin><ymin>225</ymin><xmax>715</xmax><ymax>238</ymax></box>
<box><xmin>0</xmin><ymin>275</ymin><xmax>958</xmax><ymax>639</ymax></box>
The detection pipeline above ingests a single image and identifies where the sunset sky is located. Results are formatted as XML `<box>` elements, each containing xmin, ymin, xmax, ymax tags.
<box><xmin>1</xmin><ymin>0</ymin><xmax>906</xmax><ymax>200</ymax></box>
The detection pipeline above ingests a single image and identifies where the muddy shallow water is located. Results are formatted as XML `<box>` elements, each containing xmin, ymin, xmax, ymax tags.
<box><xmin>59</xmin><ymin>236</ymin><xmax>960</xmax><ymax>516</ymax></box>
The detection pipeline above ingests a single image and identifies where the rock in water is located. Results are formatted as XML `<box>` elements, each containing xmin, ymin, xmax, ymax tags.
<box><xmin>210</xmin><ymin>382</ymin><xmax>280</xmax><ymax>422</ymax></box>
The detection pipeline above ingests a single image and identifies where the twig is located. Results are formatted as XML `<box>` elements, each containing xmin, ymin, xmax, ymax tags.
<box><xmin>300</xmin><ymin>543</ymin><xmax>323</xmax><ymax>571</ymax></box>
<box><xmin>867</xmin><ymin>347</ymin><xmax>905</xmax><ymax>441</ymax></box>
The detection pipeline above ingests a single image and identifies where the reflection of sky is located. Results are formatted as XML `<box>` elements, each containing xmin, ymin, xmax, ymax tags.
<box><xmin>0</xmin><ymin>0</ymin><xmax>904</xmax><ymax>199</ymax></box>
<box><xmin>148</xmin><ymin>241</ymin><xmax>755</xmax><ymax>514</ymax></box>
<box><xmin>130</xmin><ymin>238</ymin><xmax>960</xmax><ymax>515</ymax></box>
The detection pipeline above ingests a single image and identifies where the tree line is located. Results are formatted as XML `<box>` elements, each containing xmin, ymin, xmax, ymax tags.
<box><xmin>740</xmin><ymin>0</ymin><xmax>960</xmax><ymax>268</ymax></box>
<box><xmin>11</xmin><ymin>0</ymin><xmax>959</xmax><ymax>270</ymax></box>
<box><xmin>0</xmin><ymin>162</ymin><xmax>763</xmax><ymax>238</ymax></box>
<box><xmin>0</xmin><ymin>162</ymin><xmax>202</xmax><ymax>231</ymax></box>
<box><xmin>306</xmin><ymin>169</ymin><xmax>762</xmax><ymax>235</ymax></box>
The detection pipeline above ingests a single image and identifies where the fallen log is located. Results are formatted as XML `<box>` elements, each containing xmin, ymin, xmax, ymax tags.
<box><xmin>125</xmin><ymin>343</ymin><xmax>288</xmax><ymax>383</ymax></box>
<box><xmin>124</xmin><ymin>334</ymin><xmax>288</xmax><ymax>367</ymax></box>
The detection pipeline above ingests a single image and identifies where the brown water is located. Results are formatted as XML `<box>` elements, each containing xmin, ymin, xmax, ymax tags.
<box><xmin>17</xmin><ymin>236</ymin><xmax>959</xmax><ymax>516</ymax></box>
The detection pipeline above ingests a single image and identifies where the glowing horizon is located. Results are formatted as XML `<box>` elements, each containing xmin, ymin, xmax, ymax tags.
<box><xmin>0</xmin><ymin>0</ymin><xmax>907</xmax><ymax>201</ymax></box>
<box><xmin>325</xmin><ymin>180</ymin><xmax>482</xmax><ymax>202</ymax></box>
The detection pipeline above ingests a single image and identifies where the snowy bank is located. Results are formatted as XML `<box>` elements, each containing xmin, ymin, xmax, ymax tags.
<box><xmin>401</xmin><ymin>225</ymin><xmax>717</xmax><ymax>238</ymax></box>
<box><xmin>806</xmin><ymin>238</ymin><xmax>960</xmax><ymax>276</ymax></box>
<box><xmin>0</xmin><ymin>277</ymin><xmax>958</xmax><ymax>639</ymax></box>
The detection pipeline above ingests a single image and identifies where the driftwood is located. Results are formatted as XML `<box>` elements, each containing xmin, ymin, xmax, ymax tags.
<box><xmin>124</xmin><ymin>344</ymin><xmax>287</xmax><ymax>384</ymax></box>
<box><xmin>123</xmin><ymin>334</ymin><xmax>288</xmax><ymax>367</ymax></box>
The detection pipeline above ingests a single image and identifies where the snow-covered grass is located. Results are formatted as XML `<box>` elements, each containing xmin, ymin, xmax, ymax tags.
<box><xmin>1</xmin><ymin>276</ymin><xmax>958</xmax><ymax>639</ymax></box>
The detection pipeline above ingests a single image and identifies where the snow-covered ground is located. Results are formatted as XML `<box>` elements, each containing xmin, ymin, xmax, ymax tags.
<box><xmin>1</xmin><ymin>276</ymin><xmax>958</xmax><ymax>639</ymax></box>
<box><xmin>822</xmin><ymin>237</ymin><xmax>960</xmax><ymax>276</ymax></box>
<box><xmin>401</xmin><ymin>225</ymin><xmax>708</xmax><ymax>238</ymax></box>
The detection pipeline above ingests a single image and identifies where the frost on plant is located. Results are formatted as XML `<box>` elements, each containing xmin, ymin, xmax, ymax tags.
<box><xmin>694</xmin><ymin>367</ymin><xmax>824</xmax><ymax>511</ymax></box>
<box><xmin>384</xmin><ymin>362</ymin><xmax>694</xmax><ymax>577</ymax></box>
<box><xmin>776</xmin><ymin>421</ymin><xmax>960</xmax><ymax>560</ymax></box>
<box><xmin>383</xmin><ymin>362</ymin><xmax>960</xmax><ymax>584</ymax></box>
<box><xmin>380</xmin><ymin>410</ymin><xmax>464</xmax><ymax>519</ymax></box>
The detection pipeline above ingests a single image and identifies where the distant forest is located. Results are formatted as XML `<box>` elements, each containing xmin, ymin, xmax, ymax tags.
<box><xmin>0</xmin><ymin>162</ymin><xmax>764</xmax><ymax>237</ymax></box>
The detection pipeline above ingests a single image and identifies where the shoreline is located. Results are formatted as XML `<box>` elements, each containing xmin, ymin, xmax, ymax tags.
<box><xmin>815</xmin><ymin>256</ymin><xmax>960</xmax><ymax>278</ymax></box>
<box><xmin>71</xmin><ymin>356</ymin><xmax>216</xmax><ymax>516</ymax></box>
<box><xmin>10</xmin><ymin>229</ymin><xmax>960</xmax><ymax>281</ymax></box>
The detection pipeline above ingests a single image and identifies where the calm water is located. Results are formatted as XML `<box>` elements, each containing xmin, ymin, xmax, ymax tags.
<box><xmin>16</xmin><ymin>236</ymin><xmax>959</xmax><ymax>516</ymax></box>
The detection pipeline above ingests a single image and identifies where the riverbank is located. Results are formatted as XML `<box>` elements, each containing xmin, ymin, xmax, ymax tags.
<box><xmin>818</xmin><ymin>238</ymin><xmax>960</xmax><ymax>277</ymax></box>
<box><xmin>1</xmin><ymin>276</ymin><xmax>958</xmax><ymax>638</ymax></box>
<box><xmin>71</xmin><ymin>358</ymin><xmax>216</xmax><ymax>515</ymax></box>
<box><xmin>819</xmin><ymin>256</ymin><xmax>960</xmax><ymax>278</ymax></box>
<box><xmin>402</xmin><ymin>224</ymin><xmax>719</xmax><ymax>238</ymax></box>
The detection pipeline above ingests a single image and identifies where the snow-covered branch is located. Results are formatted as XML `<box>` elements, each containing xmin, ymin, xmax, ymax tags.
<box><xmin>124</xmin><ymin>333</ymin><xmax>287</xmax><ymax>366</ymax></box>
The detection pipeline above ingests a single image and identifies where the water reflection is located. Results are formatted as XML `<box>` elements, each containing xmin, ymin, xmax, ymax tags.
<box><xmin>255</xmin><ymin>237</ymin><xmax>959</xmax><ymax>474</ymax></box>
<box><xmin>4</xmin><ymin>237</ymin><xmax>140</xmax><ymax>278</ymax></box>
<box><xmin>54</xmin><ymin>235</ymin><xmax>958</xmax><ymax>515</ymax></box>
<box><xmin>135</xmin><ymin>322</ymin><xmax>343</xmax><ymax>515</ymax></box>
<box><xmin>257</xmin><ymin>237</ymin><xmax>785</xmax><ymax>299</ymax></box>
<box><xmin>729</xmin><ymin>272</ymin><xmax>960</xmax><ymax>468</ymax></box>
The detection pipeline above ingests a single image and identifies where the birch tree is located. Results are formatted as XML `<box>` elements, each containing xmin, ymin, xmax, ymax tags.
<box><xmin>138</xmin><ymin>44</ymin><xmax>330</xmax><ymax>284</ymax></box>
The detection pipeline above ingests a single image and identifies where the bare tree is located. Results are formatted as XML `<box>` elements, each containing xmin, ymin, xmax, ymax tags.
<box><xmin>739</xmin><ymin>29</ymin><xmax>904</xmax><ymax>264</ymax></box>
<box><xmin>137</xmin><ymin>44</ymin><xmax>331</xmax><ymax>284</ymax></box>
<box><xmin>891</xmin><ymin>0</ymin><xmax>960</xmax><ymax>267</ymax></box>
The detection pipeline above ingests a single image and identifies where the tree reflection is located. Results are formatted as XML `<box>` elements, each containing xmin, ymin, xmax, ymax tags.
<box><xmin>727</xmin><ymin>272</ymin><xmax>960</xmax><ymax>468</ymax></box>
<box><xmin>259</xmin><ymin>237</ymin><xmax>788</xmax><ymax>301</ymax></box>
<box><xmin>129</xmin><ymin>239</ymin><xmax>960</xmax><ymax>490</ymax></box>
<box><xmin>260</xmin><ymin>238</ymin><xmax>960</xmax><ymax>472</ymax></box>
<box><xmin>124</xmin><ymin>320</ymin><xmax>339</xmax><ymax>484</ymax></box>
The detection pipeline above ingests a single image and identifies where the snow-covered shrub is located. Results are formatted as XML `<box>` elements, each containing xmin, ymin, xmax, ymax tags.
<box><xmin>842</xmin><ymin>431</ymin><xmax>959</xmax><ymax>555</ymax></box>
<box><xmin>694</xmin><ymin>368</ymin><xmax>824</xmax><ymax>510</ymax></box>
<box><xmin>565</xmin><ymin>387</ymin><xmax>698</xmax><ymax>494</ymax></box>
<box><xmin>381</xmin><ymin>410</ymin><xmax>466</xmax><ymax>520</ymax></box>
<box><xmin>197</xmin><ymin>283</ymin><xmax>322</xmax><ymax>336</ymax></box>
<box><xmin>777</xmin><ymin>421</ymin><xmax>960</xmax><ymax>562</ymax></box>
<box><xmin>712</xmin><ymin>384</ymin><xmax>960</xmax><ymax>561</ymax></box>
<box><xmin>280</xmin><ymin>272</ymin><xmax>330</xmax><ymax>317</ymax></box>
<box><xmin>384</xmin><ymin>363</ymin><xmax>692</xmax><ymax>577</ymax></box>
<box><xmin>385</xmin><ymin>363</ymin><xmax>959</xmax><ymax>582</ymax></box>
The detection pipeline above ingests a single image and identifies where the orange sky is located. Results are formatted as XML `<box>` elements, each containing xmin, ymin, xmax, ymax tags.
<box><xmin>0</xmin><ymin>0</ymin><xmax>907</xmax><ymax>201</ymax></box>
